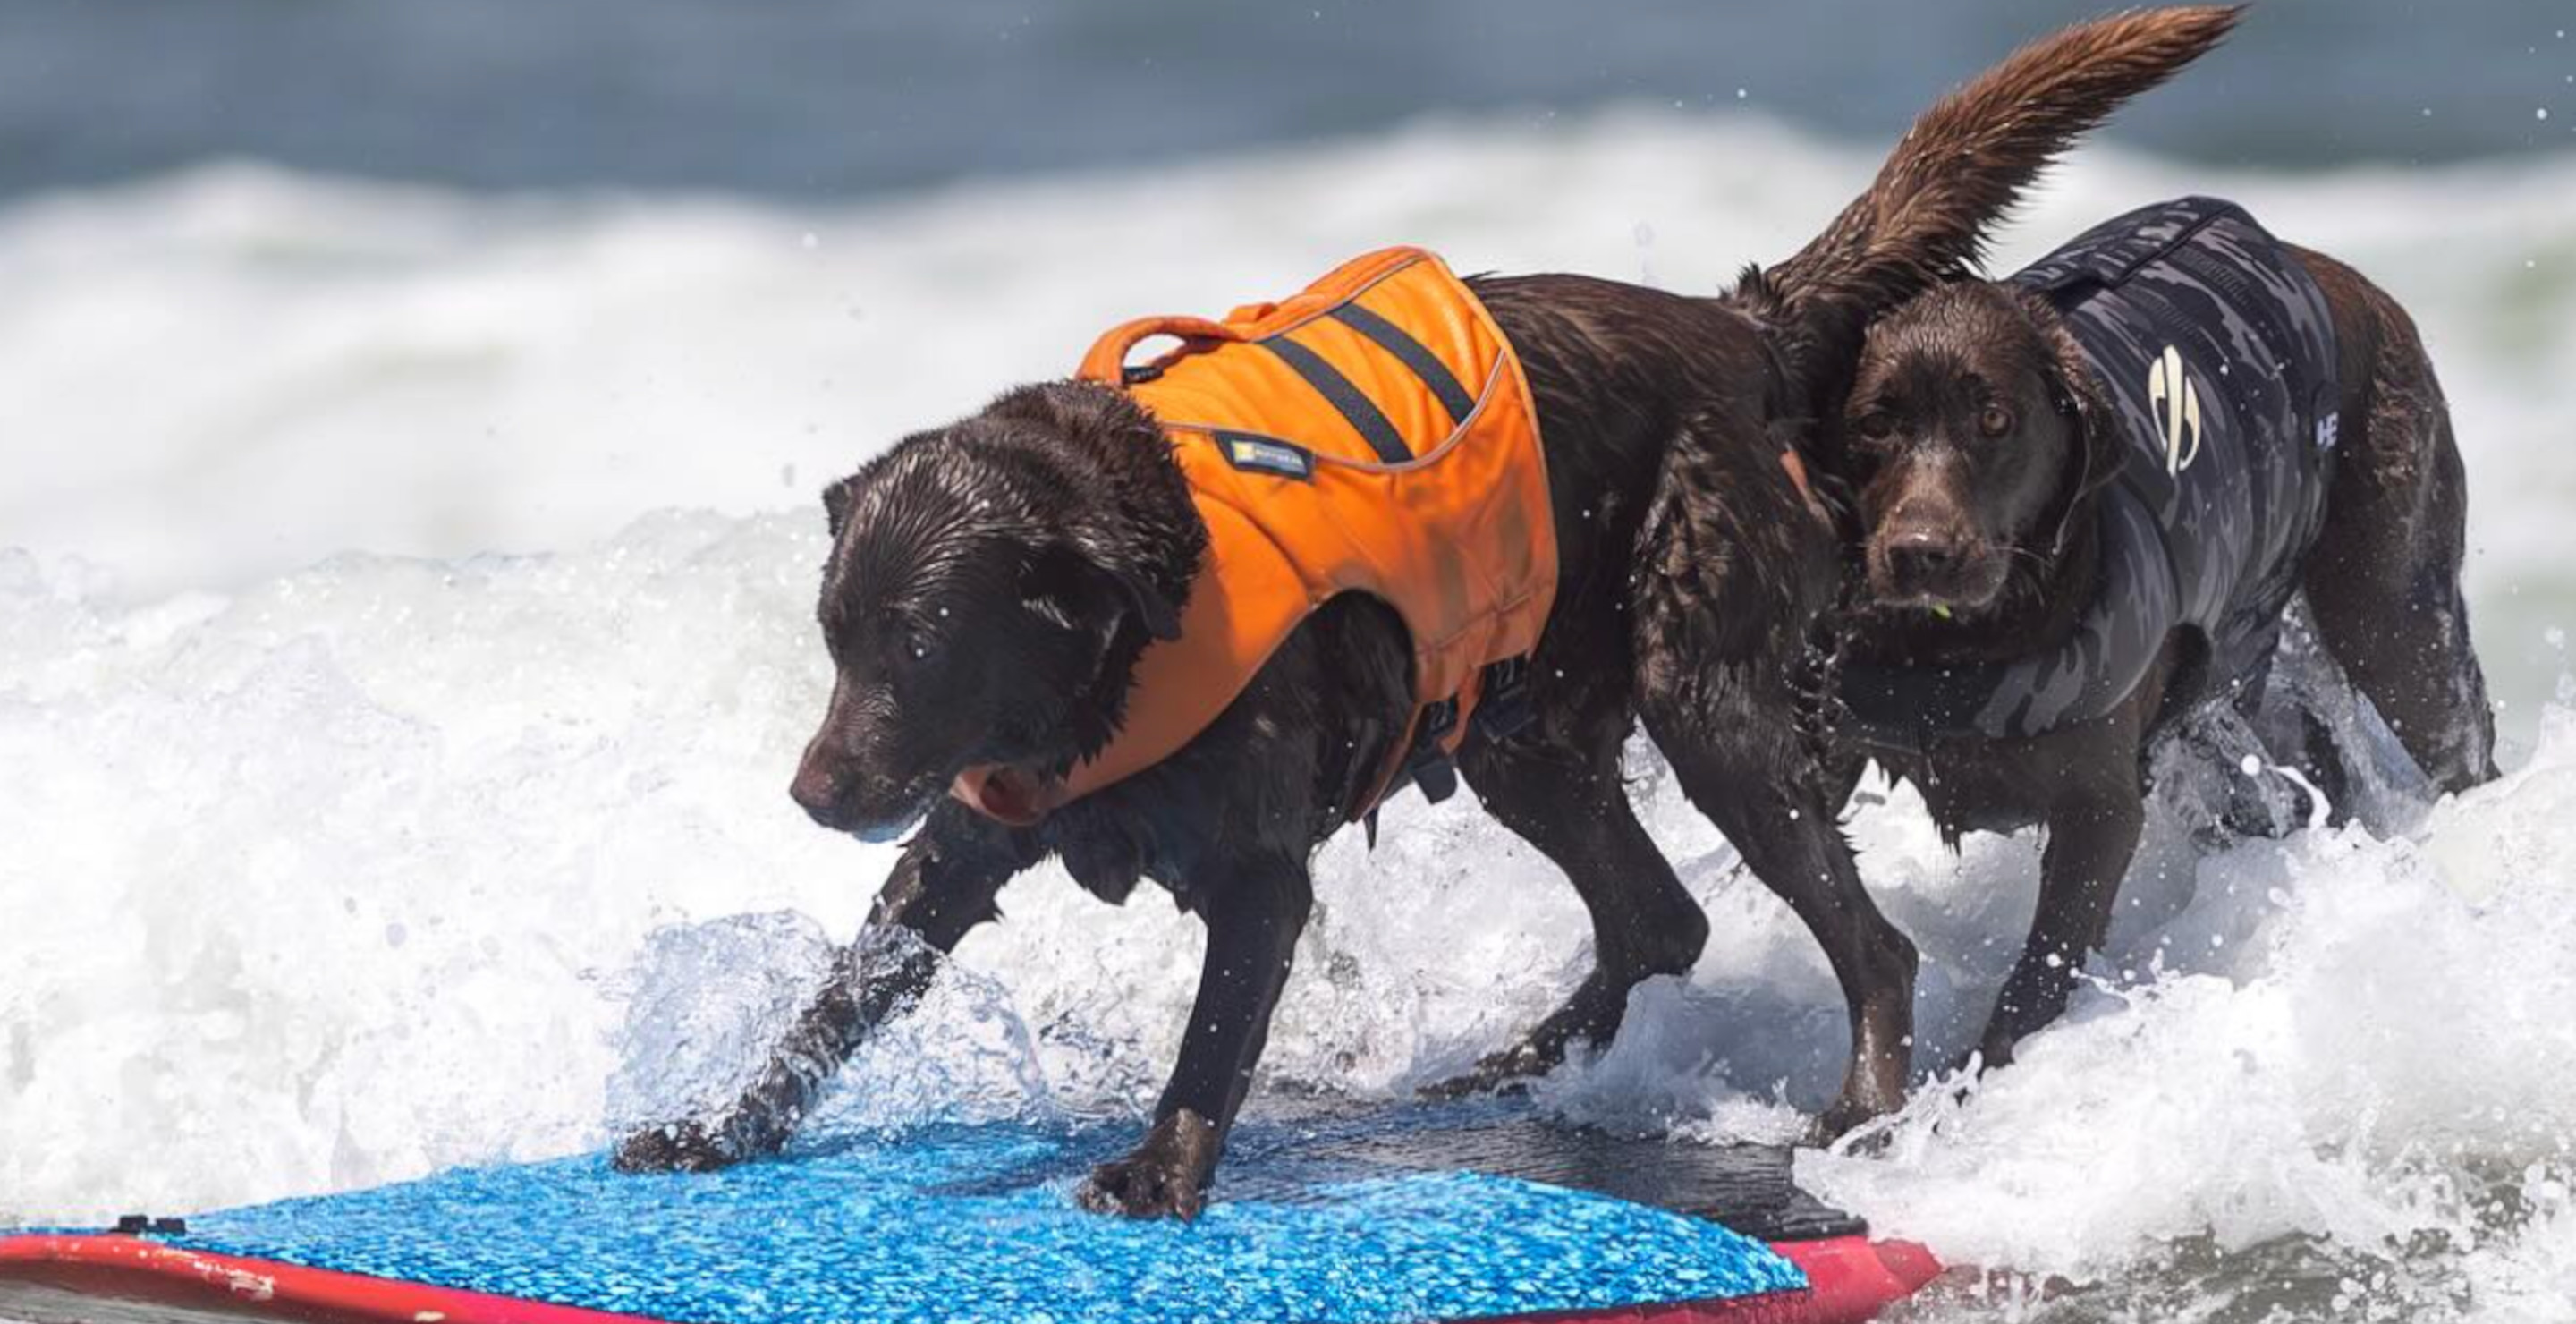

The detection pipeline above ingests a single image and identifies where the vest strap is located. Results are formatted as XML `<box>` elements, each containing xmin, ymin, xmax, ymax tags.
<box><xmin>1401</xmin><ymin>698</ymin><xmax>1463</xmax><ymax>805</ymax></box>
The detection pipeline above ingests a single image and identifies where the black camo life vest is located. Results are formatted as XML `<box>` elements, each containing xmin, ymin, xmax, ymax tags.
<box><xmin>1842</xmin><ymin>196</ymin><xmax>2343</xmax><ymax>742</ymax></box>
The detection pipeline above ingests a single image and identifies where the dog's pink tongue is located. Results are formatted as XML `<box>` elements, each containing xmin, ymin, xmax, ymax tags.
<box><xmin>952</xmin><ymin>765</ymin><xmax>1054</xmax><ymax>828</ymax></box>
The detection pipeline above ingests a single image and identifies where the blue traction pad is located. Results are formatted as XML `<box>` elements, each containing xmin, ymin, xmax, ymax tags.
<box><xmin>148</xmin><ymin>1111</ymin><xmax>1808</xmax><ymax>1324</ymax></box>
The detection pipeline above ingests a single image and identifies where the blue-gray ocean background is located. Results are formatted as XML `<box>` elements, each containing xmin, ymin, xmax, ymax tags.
<box><xmin>4</xmin><ymin>0</ymin><xmax>2572</xmax><ymax>200</ymax></box>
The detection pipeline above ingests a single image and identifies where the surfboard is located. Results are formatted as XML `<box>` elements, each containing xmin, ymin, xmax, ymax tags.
<box><xmin>0</xmin><ymin>1101</ymin><xmax>1937</xmax><ymax>1323</ymax></box>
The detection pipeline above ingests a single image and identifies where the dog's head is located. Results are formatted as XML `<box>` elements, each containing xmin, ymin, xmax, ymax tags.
<box><xmin>1834</xmin><ymin>282</ymin><xmax>2111</xmax><ymax>617</ymax></box>
<box><xmin>789</xmin><ymin>386</ymin><xmax>1189</xmax><ymax>840</ymax></box>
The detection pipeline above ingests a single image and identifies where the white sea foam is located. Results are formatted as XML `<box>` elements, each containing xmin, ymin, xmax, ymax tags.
<box><xmin>5</xmin><ymin>108</ymin><xmax>2576</xmax><ymax>1320</ymax></box>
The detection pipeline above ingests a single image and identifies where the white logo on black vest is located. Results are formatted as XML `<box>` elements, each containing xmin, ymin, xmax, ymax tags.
<box><xmin>2148</xmin><ymin>344</ymin><xmax>2202</xmax><ymax>475</ymax></box>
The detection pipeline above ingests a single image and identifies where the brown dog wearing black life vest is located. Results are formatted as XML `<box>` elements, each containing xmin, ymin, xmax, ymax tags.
<box><xmin>616</xmin><ymin>9</ymin><xmax>2241</xmax><ymax>1218</ymax></box>
<box><xmin>1818</xmin><ymin>196</ymin><xmax>2496</xmax><ymax>1080</ymax></box>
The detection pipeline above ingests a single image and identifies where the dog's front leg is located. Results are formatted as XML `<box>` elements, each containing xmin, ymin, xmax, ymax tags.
<box><xmin>1967</xmin><ymin>773</ymin><xmax>2143</xmax><ymax>1073</ymax></box>
<box><xmin>1079</xmin><ymin>853</ymin><xmax>1312</xmax><ymax>1219</ymax></box>
<box><xmin>614</xmin><ymin>802</ymin><xmax>1033</xmax><ymax>1173</ymax></box>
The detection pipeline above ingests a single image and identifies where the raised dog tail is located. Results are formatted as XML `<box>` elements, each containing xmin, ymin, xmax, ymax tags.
<box><xmin>1742</xmin><ymin>5</ymin><xmax>2241</xmax><ymax>398</ymax></box>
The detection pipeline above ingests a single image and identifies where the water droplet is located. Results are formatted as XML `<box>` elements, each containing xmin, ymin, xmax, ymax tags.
<box><xmin>2240</xmin><ymin>753</ymin><xmax>2263</xmax><ymax>777</ymax></box>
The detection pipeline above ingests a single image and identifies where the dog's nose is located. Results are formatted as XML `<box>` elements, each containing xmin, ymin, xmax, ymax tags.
<box><xmin>1891</xmin><ymin>528</ymin><xmax>1962</xmax><ymax>574</ymax></box>
<box><xmin>789</xmin><ymin>756</ymin><xmax>853</xmax><ymax>828</ymax></box>
<box><xmin>1884</xmin><ymin>527</ymin><xmax>1971</xmax><ymax>596</ymax></box>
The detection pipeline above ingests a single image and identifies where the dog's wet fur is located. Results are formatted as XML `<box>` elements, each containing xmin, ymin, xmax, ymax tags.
<box><xmin>1826</xmin><ymin>250</ymin><xmax>2497</xmax><ymax>1078</ymax></box>
<box><xmin>615</xmin><ymin>9</ymin><xmax>2246</xmax><ymax>1217</ymax></box>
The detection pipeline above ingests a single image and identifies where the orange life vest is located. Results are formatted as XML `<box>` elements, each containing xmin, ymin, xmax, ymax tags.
<box><xmin>953</xmin><ymin>246</ymin><xmax>1558</xmax><ymax>826</ymax></box>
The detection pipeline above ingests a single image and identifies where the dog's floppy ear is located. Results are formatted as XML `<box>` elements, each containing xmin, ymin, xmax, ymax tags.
<box><xmin>2015</xmin><ymin>293</ymin><xmax>2120</xmax><ymax>508</ymax></box>
<box><xmin>2029</xmin><ymin>337</ymin><xmax>2125</xmax><ymax>561</ymax></box>
<box><xmin>1083</xmin><ymin>535</ymin><xmax>1184</xmax><ymax>641</ymax></box>
<box><xmin>1021</xmin><ymin>531</ymin><xmax>1183</xmax><ymax>642</ymax></box>
<box><xmin>2042</xmin><ymin>352</ymin><xmax>2122</xmax><ymax>506</ymax></box>
<box><xmin>987</xmin><ymin>382</ymin><xmax>1189</xmax><ymax>641</ymax></box>
<box><xmin>821</xmin><ymin>476</ymin><xmax>860</xmax><ymax>539</ymax></box>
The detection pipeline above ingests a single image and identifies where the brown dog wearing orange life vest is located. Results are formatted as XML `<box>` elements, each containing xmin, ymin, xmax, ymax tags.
<box><xmin>615</xmin><ymin>9</ymin><xmax>2242</xmax><ymax>1218</ymax></box>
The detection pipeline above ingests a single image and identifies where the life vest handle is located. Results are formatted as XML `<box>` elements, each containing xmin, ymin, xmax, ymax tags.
<box><xmin>1076</xmin><ymin>315</ymin><xmax>1245</xmax><ymax>386</ymax></box>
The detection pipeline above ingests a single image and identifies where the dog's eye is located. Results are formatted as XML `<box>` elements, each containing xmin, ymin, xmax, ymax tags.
<box><xmin>1853</xmin><ymin>412</ymin><xmax>1897</xmax><ymax>444</ymax></box>
<box><xmin>1979</xmin><ymin>404</ymin><xmax>2015</xmax><ymax>437</ymax></box>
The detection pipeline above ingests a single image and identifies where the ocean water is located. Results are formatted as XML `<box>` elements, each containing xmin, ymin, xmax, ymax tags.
<box><xmin>5</xmin><ymin>108</ymin><xmax>2576</xmax><ymax>1322</ymax></box>
<box><xmin>4</xmin><ymin>0</ymin><xmax>2571</xmax><ymax>201</ymax></box>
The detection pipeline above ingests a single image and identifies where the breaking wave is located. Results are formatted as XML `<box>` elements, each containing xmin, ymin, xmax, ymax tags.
<box><xmin>6</xmin><ymin>107</ymin><xmax>2576</xmax><ymax>1320</ymax></box>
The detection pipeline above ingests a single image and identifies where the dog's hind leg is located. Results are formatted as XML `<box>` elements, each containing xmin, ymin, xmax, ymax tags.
<box><xmin>614</xmin><ymin>802</ymin><xmax>1033</xmax><ymax>1173</ymax></box>
<box><xmin>1643</xmin><ymin>680</ymin><xmax>1918</xmax><ymax>1140</ymax></box>
<box><xmin>2298</xmin><ymin>269</ymin><xmax>2498</xmax><ymax>795</ymax></box>
<box><xmin>1426</xmin><ymin>700</ymin><xmax>1711</xmax><ymax>1097</ymax></box>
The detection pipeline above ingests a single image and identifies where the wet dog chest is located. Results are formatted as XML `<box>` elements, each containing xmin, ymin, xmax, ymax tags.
<box><xmin>1879</xmin><ymin>740</ymin><xmax>2071</xmax><ymax>837</ymax></box>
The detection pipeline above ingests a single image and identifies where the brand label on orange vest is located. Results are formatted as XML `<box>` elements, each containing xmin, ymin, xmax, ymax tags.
<box><xmin>1215</xmin><ymin>432</ymin><xmax>1314</xmax><ymax>480</ymax></box>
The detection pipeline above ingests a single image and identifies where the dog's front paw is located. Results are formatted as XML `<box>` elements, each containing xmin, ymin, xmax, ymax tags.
<box><xmin>1077</xmin><ymin>1109</ymin><xmax>1221</xmax><ymax>1219</ymax></box>
<box><xmin>1419</xmin><ymin>1040</ymin><xmax>1559</xmax><ymax>1102</ymax></box>
<box><xmin>1945</xmin><ymin>1039</ymin><xmax>2016</xmax><ymax>1082</ymax></box>
<box><xmin>613</xmin><ymin>1117</ymin><xmax>738</xmax><ymax>1174</ymax></box>
<box><xmin>1807</xmin><ymin>1074</ymin><xmax>1914</xmax><ymax>1150</ymax></box>
<box><xmin>1805</xmin><ymin>1105</ymin><xmax>1898</xmax><ymax>1155</ymax></box>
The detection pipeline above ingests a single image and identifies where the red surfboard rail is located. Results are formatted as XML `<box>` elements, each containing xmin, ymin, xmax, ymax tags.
<box><xmin>1775</xmin><ymin>1236</ymin><xmax>1944</xmax><ymax>1321</ymax></box>
<box><xmin>1</xmin><ymin>1231</ymin><xmax>1936</xmax><ymax>1324</ymax></box>
<box><xmin>1494</xmin><ymin>1236</ymin><xmax>1940</xmax><ymax>1322</ymax></box>
<box><xmin>0</xmin><ymin>1234</ymin><xmax>664</xmax><ymax>1324</ymax></box>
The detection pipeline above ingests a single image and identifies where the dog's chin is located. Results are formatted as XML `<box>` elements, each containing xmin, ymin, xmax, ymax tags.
<box><xmin>1865</xmin><ymin>566</ymin><xmax>2012</xmax><ymax>621</ymax></box>
<box><xmin>846</xmin><ymin>794</ymin><xmax>934</xmax><ymax>844</ymax></box>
